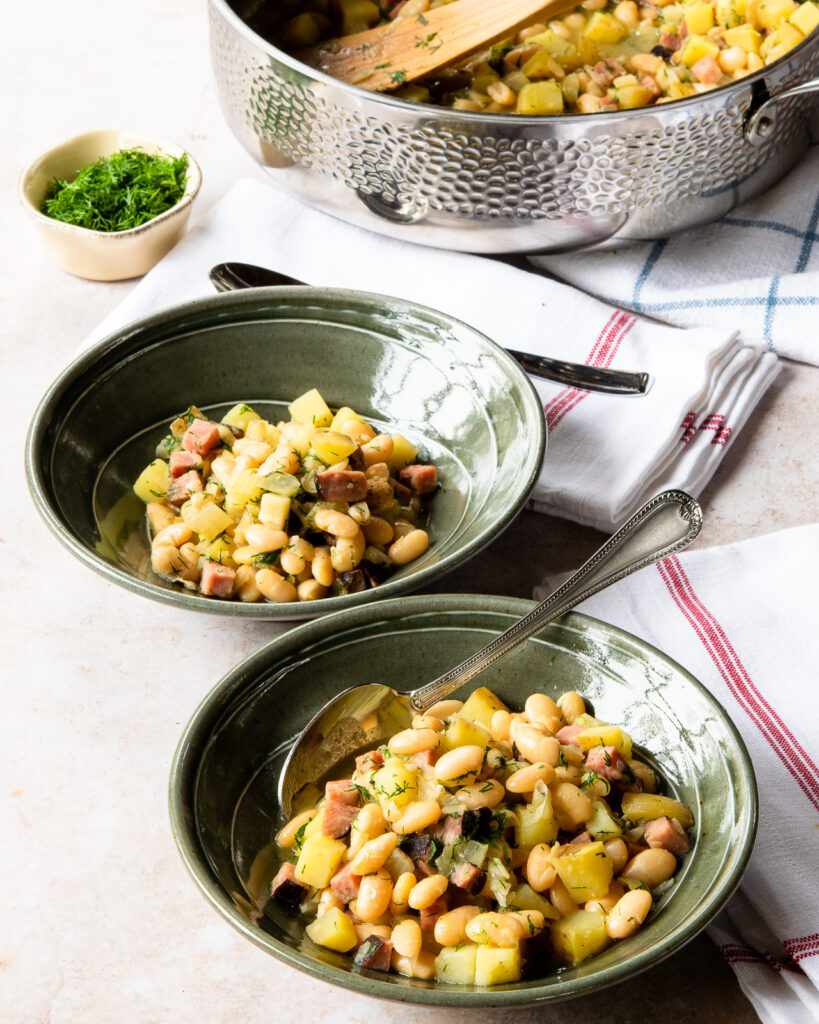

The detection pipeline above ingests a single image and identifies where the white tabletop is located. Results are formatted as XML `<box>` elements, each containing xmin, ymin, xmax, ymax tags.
<box><xmin>4</xmin><ymin>2</ymin><xmax>816</xmax><ymax>1021</ymax></box>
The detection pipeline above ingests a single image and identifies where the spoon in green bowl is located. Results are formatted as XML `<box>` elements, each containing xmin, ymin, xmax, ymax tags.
<box><xmin>278</xmin><ymin>489</ymin><xmax>702</xmax><ymax>815</ymax></box>
<box><xmin>209</xmin><ymin>262</ymin><xmax>651</xmax><ymax>396</ymax></box>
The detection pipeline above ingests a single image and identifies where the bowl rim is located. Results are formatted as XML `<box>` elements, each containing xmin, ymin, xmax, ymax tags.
<box><xmin>168</xmin><ymin>593</ymin><xmax>759</xmax><ymax>1007</ymax></box>
<box><xmin>25</xmin><ymin>286</ymin><xmax>547</xmax><ymax>619</ymax></box>
<box><xmin>17</xmin><ymin>128</ymin><xmax>202</xmax><ymax>239</ymax></box>
<box><xmin>209</xmin><ymin>0</ymin><xmax>819</xmax><ymax>127</ymax></box>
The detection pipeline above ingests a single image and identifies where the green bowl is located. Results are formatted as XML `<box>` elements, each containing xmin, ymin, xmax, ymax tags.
<box><xmin>25</xmin><ymin>288</ymin><xmax>545</xmax><ymax>619</ymax></box>
<box><xmin>169</xmin><ymin>594</ymin><xmax>757</xmax><ymax>1007</ymax></box>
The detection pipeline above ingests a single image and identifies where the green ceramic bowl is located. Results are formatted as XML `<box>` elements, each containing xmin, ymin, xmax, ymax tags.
<box><xmin>25</xmin><ymin>288</ymin><xmax>545</xmax><ymax>618</ymax></box>
<box><xmin>169</xmin><ymin>594</ymin><xmax>757</xmax><ymax>1007</ymax></box>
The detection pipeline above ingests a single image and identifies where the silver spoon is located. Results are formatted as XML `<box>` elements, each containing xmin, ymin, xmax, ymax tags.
<box><xmin>278</xmin><ymin>489</ymin><xmax>702</xmax><ymax>815</ymax></box>
<box><xmin>209</xmin><ymin>262</ymin><xmax>652</xmax><ymax>397</ymax></box>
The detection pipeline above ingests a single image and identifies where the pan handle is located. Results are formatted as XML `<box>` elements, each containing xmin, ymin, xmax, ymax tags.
<box><xmin>745</xmin><ymin>76</ymin><xmax>819</xmax><ymax>145</ymax></box>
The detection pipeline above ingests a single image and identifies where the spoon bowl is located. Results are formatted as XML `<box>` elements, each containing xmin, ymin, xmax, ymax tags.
<box><xmin>279</xmin><ymin>489</ymin><xmax>702</xmax><ymax>814</ymax></box>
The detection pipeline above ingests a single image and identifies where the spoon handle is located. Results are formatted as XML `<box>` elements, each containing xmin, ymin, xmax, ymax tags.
<box><xmin>409</xmin><ymin>490</ymin><xmax>702</xmax><ymax>714</ymax></box>
<box><xmin>209</xmin><ymin>263</ymin><xmax>650</xmax><ymax>396</ymax></box>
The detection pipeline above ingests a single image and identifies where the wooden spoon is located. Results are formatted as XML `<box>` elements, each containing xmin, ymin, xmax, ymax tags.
<box><xmin>298</xmin><ymin>0</ymin><xmax>577</xmax><ymax>92</ymax></box>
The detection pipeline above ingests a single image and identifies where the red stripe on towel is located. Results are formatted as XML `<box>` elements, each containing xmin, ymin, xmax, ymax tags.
<box><xmin>783</xmin><ymin>933</ymin><xmax>819</xmax><ymax>961</ymax></box>
<box><xmin>544</xmin><ymin>311</ymin><xmax>636</xmax><ymax>432</ymax></box>
<box><xmin>657</xmin><ymin>556</ymin><xmax>819</xmax><ymax>813</ymax></box>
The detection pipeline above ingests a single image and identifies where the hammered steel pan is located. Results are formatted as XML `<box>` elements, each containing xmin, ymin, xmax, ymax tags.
<box><xmin>210</xmin><ymin>0</ymin><xmax>819</xmax><ymax>253</ymax></box>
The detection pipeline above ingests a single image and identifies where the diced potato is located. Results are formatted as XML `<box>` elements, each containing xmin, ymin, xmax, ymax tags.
<box><xmin>310</xmin><ymin>429</ymin><xmax>359</xmax><ymax>466</ymax></box>
<box><xmin>225</xmin><ymin>468</ymin><xmax>263</xmax><ymax>508</ymax></box>
<box><xmin>678</xmin><ymin>33</ymin><xmax>721</xmax><ymax>64</ymax></box>
<box><xmin>134</xmin><ymin>459</ymin><xmax>172</xmax><ymax>503</ymax></box>
<box><xmin>288</xmin><ymin>388</ymin><xmax>333</xmax><ymax>428</ymax></box>
<box><xmin>205</xmin><ymin>534</ymin><xmax>233</xmax><ymax>564</ymax></box>
<box><xmin>458</xmin><ymin>687</ymin><xmax>509</xmax><ymax>729</ymax></box>
<box><xmin>305</xmin><ymin>907</ymin><xmax>358</xmax><ymax>952</ymax></box>
<box><xmin>516</xmin><ymin>788</ymin><xmax>559</xmax><ymax>849</ymax></box>
<box><xmin>474</xmin><ymin>945</ymin><xmax>522</xmax><ymax>986</ymax></box>
<box><xmin>303</xmin><ymin>807</ymin><xmax>326</xmax><ymax>839</ymax></box>
<box><xmin>510</xmin><ymin>883</ymin><xmax>561</xmax><ymax>920</ymax></box>
<box><xmin>339</xmin><ymin>0</ymin><xmax>380</xmax><ymax>33</ymax></box>
<box><xmin>684</xmin><ymin>0</ymin><xmax>715</xmax><ymax>31</ymax></box>
<box><xmin>790</xmin><ymin>0</ymin><xmax>819</xmax><ymax>33</ymax></box>
<box><xmin>616</xmin><ymin>84</ymin><xmax>656</xmax><ymax>108</ymax></box>
<box><xmin>716</xmin><ymin>0</ymin><xmax>746</xmax><ymax>26</ymax></box>
<box><xmin>576</xmin><ymin>724</ymin><xmax>633</xmax><ymax>760</ymax></box>
<box><xmin>621</xmin><ymin>792</ymin><xmax>694</xmax><ymax>828</ymax></box>
<box><xmin>373</xmin><ymin>760</ymin><xmax>418</xmax><ymax>810</ymax></box>
<box><xmin>294</xmin><ymin>833</ymin><xmax>346</xmax><ymax>888</ymax></box>
<box><xmin>444</xmin><ymin>717</ymin><xmax>490</xmax><ymax>750</ymax></box>
<box><xmin>760</xmin><ymin>21</ymin><xmax>804</xmax><ymax>57</ymax></box>
<box><xmin>221</xmin><ymin>403</ymin><xmax>261</xmax><ymax>431</ymax></box>
<box><xmin>387</xmin><ymin>433</ymin><xmax>419</xmax><ymax>470</ymax></box>
<box><xmin>757</xmin><ymin>0</ymin><xmax>798</xmax><ymax>25</ymax></box>
<box><xmin>551</xmin><ymin>783</ymin><xmax>593</xmax><ymax>830</ymax></box>
<box><xmin>259</xmin><ymin>493</ymin><xmax>291</xmax><ymax>531</ymax></box>
<box><xmin>515</xmin><ymin>80</ymin><xmax>565</xmax><ymax>115</ymax></box>
<box><xmin>435</xmin><ymin>943</ymin><xmax>478</xmax><ymax>984</ymax></box>
<box><xmin>582</xmin><ymin>11</ymin><xmax>629</xmax><ymax>42</ymax></box>
<box><xmin>181</xmin><ymin>498</ymin><xmax>234</xmax><ymax>540</ymax></box>
<box><xmin>723</xmin><ymin>23</ymin><xmax>764</xmax><ymax>48</ymax></box>
<box><xmin>528</xmin><ymin>28</ymin><xmax>581</xmax><ymax>63</ymax></box>
<box><xmin>585</xmin><ymin>798</ymin><xmax>624</xmax><ymax>840</ymax></box>
<box><xmin>329</xmin><ymin>405</ymin><xmax>365</xmax><ymax>434</ymax></box>
<box><xmin>280</xmin><ymin>11</ymin><xmax>322</xmax><ymax>47</ymax></box>
<box><xmin>521</xmin><ymin>49</ymin><xmax>564</xmax><ymax>79</ymax></box>
<box><xmin>555</xmin><ymin>841</ymin><xmax>614</xmax><ymax>903</ymax></box>
<box><xmin>551</xmin><ymin>910</ymin><xmax>611</xmax><ymax>965</ymax></box>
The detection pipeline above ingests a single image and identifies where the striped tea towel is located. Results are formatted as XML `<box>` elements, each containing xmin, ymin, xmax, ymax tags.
<box><xmin>530</xmin><ymin>143</ymin><xmax>819</xmax><ymax>367</ymax></box>
<box><xmin>540</xmin><ymin>524</ymin><xmax>819</xmax><ymax>1024</ymax></box>
<box><xmin>82</xmin><ymin>178</ymin><xmax>779</xmax><ymax>533</ymax></box>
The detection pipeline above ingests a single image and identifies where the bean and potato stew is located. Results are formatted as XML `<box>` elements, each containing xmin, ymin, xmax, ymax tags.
<box><xmin>271</xmin><ymin>686</ymin><xmax>694</xmax><ymax>984</ymax></box>
<box><xmin>132</xmin><ymin>390</ymin><xmax>437</xmax><ymax>603</ymax></box>
<box><xmin>263</xmin><ymin>0</ymin><xmax>819</xmax><ymax>113</ymax></box>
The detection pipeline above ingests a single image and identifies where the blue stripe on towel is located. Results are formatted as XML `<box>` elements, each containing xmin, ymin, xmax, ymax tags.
<box><xmin>763</xmin><ymin>277</ymin><xmax>780</xmax><ymax>352</ymax></box>
<box><xmin>631</xmin><ymin>239</ymin><xmax>668</xmax><ymax>311</ymax></box>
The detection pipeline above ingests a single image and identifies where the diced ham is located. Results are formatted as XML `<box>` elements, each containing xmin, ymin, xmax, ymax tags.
<box><xmin>644</xmin><ymin>816</ymin><xmax>691</xmax><ymax>857</ymax></box>
<box><xmin>691</xmin><ymin>54</ymin><xmax>722</xmax><ymax>84</ymax></box>
<box><xmin>569</xmin><ymin>831</ymin><xmax>592</xmax><ymax>845</ymax></box>
<box><xmin>183</xmin><ymin>418</ymin><xmax>221</xmax><ymax>456</ymax></box>
<box><xmin>200</xmin><ymin>561</ymin><xmax>235</xmax><ymax>599</ymax></box>
<box><xmin>641</xmin><ymin>74</ymin><xmax>662</xmax><ymax>97</ymax></box>
<box><xmin>169</xmin><ymin>450</ymin><xmax>203</xmax><ymax>478</ymax></box>
<box><xmin>449</xmin><ymin>861</ymin><xmax>486</xmax><ymax>894</ymax></box>
<box><xmin>166</xmin><ymin>470</ymin><xmax>203</xmax><ymax>505</ymax></box>
<box><xmin>399</xmin><ymin>465</ymin><xmax>438</xmax><ymax>495</ymax></box>
<box><xmin>410</xmin><ymin>749</ymin><xmax>437</xmax><ymax>769</ymax></box>
<box><xmin>658</xmin><ymin>31</ymin><xmax>681</xmax><ymax>51</ymax></box>
<box><xmin>585</xmin><ymin>744</ymin><xmax>628</xmax><ymax>782</ymax></box>
<box><xmin>323</xmin><ymin>782</ymin><xmax>360</xmax><ymax>838</ymax></box>
<box><xmin>419</xmin><ymin>894</ymin><xmax>449</xmax><ymax>931</ymax></box>
<box><xmin>270</xmin><ymin>861</ymin><xmax>309</xmax><ymax>908</ymax></box>
<box><xmin>315</xmin><ymin>469</ymin><xmax>367</xmax><ymax>502</ymax></box>
<box><xmin>431</xmin><ymin>815</ymin><xmax>464</xmax><ymax>847</ymax></box>
<box><xmin>590</xmin><ymin>58</ymin><xmax>625</xmax><ymax>87</ymax></box>
<box><xmin>557</xmin><ymin>725</ymin><xmax>585</xmax><ymax>747</ymax></box>
<box><xmin>353</xmin><ymin>934</ymin><xmax>393</xmax><ymax>971</ymax></box>
<box><xmin>325</xmin><ymin>780</ymin><xmax>358</xmax><ymax>805</ymax></box>
<box><xmin>355</xmin><ymin>750</ymin><xmax>384</xmax><ymax>773</ymax></box>
<box><xmin>330</xmin><ymin>862</ymin><xmax>362</xmax><ymax>902</ymax></box>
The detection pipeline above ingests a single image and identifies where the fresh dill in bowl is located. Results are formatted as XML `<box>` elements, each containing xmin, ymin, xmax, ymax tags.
<box><xmin>41</xmin><ymin>148</ymin><xmax>188</xmax><ymax>232</ymax></box>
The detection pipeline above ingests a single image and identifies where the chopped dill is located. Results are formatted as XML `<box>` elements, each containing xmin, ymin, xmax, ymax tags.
<box><xmin>42</xmin><ymin>148</ymin><xmax>188</xmax><ymax>232</ymax></box>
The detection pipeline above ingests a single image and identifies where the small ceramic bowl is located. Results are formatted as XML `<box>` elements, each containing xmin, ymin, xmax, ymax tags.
<box><xmin>26</xmin><ymin>287</ymin><xmax>545</xmax><ymax>619</ymax></box>
<box><xmin>169</xmin><ymin>594</ymin><xmax>757</xmax><ymax>1007</ymax></box>
<box><xmin>18</xmin><ymin>129</ymin><xmax>202</xmax><ymax>280</ymax></box>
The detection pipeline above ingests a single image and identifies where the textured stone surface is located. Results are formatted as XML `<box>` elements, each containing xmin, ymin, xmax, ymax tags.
<box><xmin>4</xmin><ymin>1</ymin><xmax>817</xmax><ymax>1021</ymax></box>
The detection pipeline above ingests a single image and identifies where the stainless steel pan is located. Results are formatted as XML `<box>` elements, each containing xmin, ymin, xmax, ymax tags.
<box><xmin>210</xmin><ymin>0</ymin><xmax>819</xmax><ymax>253</ymax></box>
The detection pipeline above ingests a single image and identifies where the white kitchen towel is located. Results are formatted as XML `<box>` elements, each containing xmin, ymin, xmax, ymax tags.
<box><xmin>541</xmin><ymin>524</ymin><xmax>819</xmax><ymax>1023</ymax></box>
<box><xmin>531</xmin><ymin>142</ymin><xmax>819</xmax><ymax>367</ymax></box>
<box><xmin>82</xmin><ymin>177</ymin><xmax>780</xmax><ymax>533</ymax></box>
